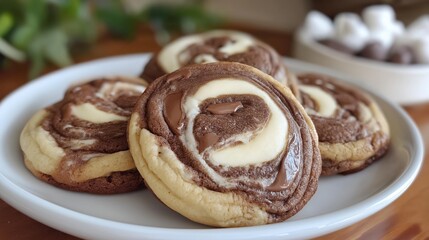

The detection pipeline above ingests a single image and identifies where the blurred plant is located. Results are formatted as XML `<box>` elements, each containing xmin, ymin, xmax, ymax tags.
<box><xmin>0</xmin><ymin>0</ymin><xmax>221</xmax><ymax>79</ymax></box>
<box><xmin>0</xmin><ymin>0</ymin><xmax>97</xmax><ymax>78</ymax></box>
<box><xmin>141</xmin><ymin>3</ymin><xmax>222</xmax><ymax>45</ymax></box>
<box><xmin>96</xmin><ymin>0</ymin><xmax>139</xmax><ymax>39</ymax></box>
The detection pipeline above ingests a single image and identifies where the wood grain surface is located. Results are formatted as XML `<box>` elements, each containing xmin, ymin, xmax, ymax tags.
<box><xmin>0</xmin><ymin>26</ymin><xmax>427</xmax><ymax>240</ymax></box>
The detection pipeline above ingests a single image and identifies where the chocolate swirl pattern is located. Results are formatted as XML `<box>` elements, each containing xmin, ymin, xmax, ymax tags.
<box><xmin>20</xmin><ymin>77</ymin><xmax>147</xmax><ymax>194</ymax></box>
<box><xmin>297</xmin><ymin>73</ymin><xmax>390</xmax><ymax>175</ymax></box>
<box><xmin>141</xmin><ymin>30</ymin><xmax>289</xmax><ymax>85</ymax></box>
<box><xmin>129</xmin><ymin>62</ymin><xmax>321</xmax><ymax>227</ymax></box>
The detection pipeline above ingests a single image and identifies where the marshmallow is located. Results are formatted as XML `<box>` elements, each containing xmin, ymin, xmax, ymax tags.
<box><xmin>388</xmin><ymin>46</ymin><xmax>414</xmax><ymax>64</ymax></box>
<box><xmin>334</xmin><ymin>13</ymin><xmax>370</xmax><ymax>52</ymax></box>
<box><xmin>391</xmin><ymin>21</ymin><xmax>405</xmax><ymax>37</ymax></box>
<box><xmin>362</xmin><ymin>4</ymin><xmax>402</xmax><ymax>51</ymax></box>
<box><xmin>402</xmin><ymin>17</ymin><xmax>429</xmax><ymax>64</ymax></box>
<box><xmin>362</xmin><ymin>5</ymin><xmax>395</xmax><ymax>31</ymax></box>
<box><xmin>407</xmin><ymin>15</ymin><xmax>429</xmax><ymax>34</ymax></box>
<box><xmin>301</xmin><ymin>11</ymin><xmax>334</xmax><ymax>40</ymax></box>
<box><xmin>368</xmin><ymin>29</ymin><xmax>394</xmax><ymax>49</ymax></box>
<box><xmin>359</xmin><ymin>42</ymin><xmax>389</xmax><ymax>61</ymax></box>
<box><xmin>410</xmin><ymin>36</ymin><xmax>429</xmax><ymax>64</ymax></box>
<box><xmin>393</xmin><ymin>34</ymin><xmax>411</xmax><ymax>49</ymax></box>
<box><xmin>362</xmin><ymin>5</ymin><xmax>405</xmax><ymax>49</ymax></box>
<box><xmin>394</xmin><ymin>26</ymin><xmax>427</xmax><ymax>49</ymax></box>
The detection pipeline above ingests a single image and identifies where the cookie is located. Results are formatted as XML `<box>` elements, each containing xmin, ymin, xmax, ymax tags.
<box><xmin>20</xmin><ymin>77</ymin><xmax>148</xmax><ymax>194</ymax></box>
<box><xmin>297</xmin><ymin>73</ymin><xmax>390</xmax><ymax>176</ymax></box>
<box><xmin>141</xmin><ymin>30</ymin><xmax>295</xmax><ymax>88</ymax></box>
<box><xmin>129</xmin><ymin>62</ymin><xmax>321</xmax><ymax>227</ymax></box>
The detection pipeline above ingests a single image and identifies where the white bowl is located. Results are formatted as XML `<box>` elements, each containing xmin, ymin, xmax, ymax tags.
<box><xmin>293</xmin><ymin>31</ymin><xmax>429</xmax><ymax>105</ymax></box>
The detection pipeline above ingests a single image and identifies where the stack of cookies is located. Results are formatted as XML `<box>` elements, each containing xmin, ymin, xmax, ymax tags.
<box><xmin>20</xmin><ymin>30</ymin><xmax>390</xmax><ymax>227</ymax></box>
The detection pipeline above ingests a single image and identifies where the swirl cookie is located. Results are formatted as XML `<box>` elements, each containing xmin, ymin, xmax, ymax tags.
<box><xmin>297</xmin><ymin>73</ymin><xmax>390</xmax><ymax>176</ymax></box>
<box><xmin>20</xmin><ymin>77</ymin><xmax>148</xmax><ymax>194</ymax></box>
<box><xmin>129</xmin><ymin>62</ymin><xmax>321</xmax><ymax>227</ymax></box>
<box><xmin>141</xmin><ymin>30</ymin><xmax>292</xmax><ymax>86</ymax></box>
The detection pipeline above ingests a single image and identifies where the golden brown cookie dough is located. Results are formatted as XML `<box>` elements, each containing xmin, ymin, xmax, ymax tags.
<box><xmin>297</xmin><ymin>73</ymin><xmax>390</xmax><ymax>176</ymax></box>
<box><xmin>129</xmin><ymin>62</ymin><xmax>321</xmax><ymax>227</ymax></box>
<box><xmin>20</xmin><ymin>77</ymin><xmax>148</xmax><ymax>194</ymax></box>
<box><xmin>141</xmin><ymin>30</ymin><xmax>297</xmax><ymax>92</ymax></box>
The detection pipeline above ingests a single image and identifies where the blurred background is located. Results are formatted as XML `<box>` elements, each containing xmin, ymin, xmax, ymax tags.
<box><xmin>0</xmin><ymin>0</ymin><xmax>428</xmax><ymax>88</ymax></box>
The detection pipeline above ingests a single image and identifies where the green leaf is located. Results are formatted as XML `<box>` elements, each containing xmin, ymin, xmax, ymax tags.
<box><xmin>27</xmin><ymin>28</ymin><xmax>72</xmax><ymax>78</ymax></box>
<box><xmin>0</xmin><ymin>0</ymin><xmax>23</xmax><ymax>21</ymax></box>
<box><xmin>60</xmin><ymin>3</ymin><xmax>97</xmax><ymax>45</ymax></box>
<box><xmin>141</xmin><ymin>5</ymin><xmax>181</xmax><ymax>31</ymax></box>
<box><xmin>10</xmin><ymin>0</ymin><xmax>47</xmax><ymax>49</ymax></box>
<box><xmin>29</xmin><ymin>52</ymin><xmax>45</xmax><ymax>80</ymax></box>
<box><xmin>0</xmin><ymin>37</ymin><xmax>26</xmax><ymax>62</ymax></box>
<box><xmin>0</xmin><ymin>13</ymin><xmax>14</xmax><ymax>37</ymax></box>
<box><xmin>43</xmin><ymin>29</ymin><xmax>72</xmax><ymax>67</ymax></box>
<box><xmin>61</xmin><ymin>19</ymin><xmax>97</xmax><ymax>45</ymax></box>
<box><xmin>59</xmin><ymin>0</ymin><xmax>81</xmax><ymax>20</ymax></box>
<box><xmin>27</xmin><ymin>33</ymin><xmax>45</xmax><ymax>79</ymax></box>
<box><xmin>96</xmin><ymin>2</ymin><xmax>138</xmax><ymax>38</ymax></box>
<box><xmin>10</xmin><ymin>22</ymin><xmax>39</xmax><ymax>49</ymax></box>
<box><xmin>25</xmin><ymin>0</ymin><xmax>47</xmax><ymax>25</ymax></box>
<box><xmin>140</xmin><ymin>4</ymin><xmax>223</xmax><ymax>35</ymax></box>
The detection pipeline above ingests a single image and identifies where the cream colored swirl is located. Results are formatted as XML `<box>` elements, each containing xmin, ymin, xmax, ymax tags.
<box><xmin>182</xmin><ymin>79</ymin><xmax>288</xmax><ymax>167</ymax></box>
<box><xmin>159</xmin><ymin>30</ymin><xmax>256</xmax><ymax>72</ymax></box>
<box><xmin>176</xmin><ymin>79</ymin><xmax>291</xmax><ymax>190</ymax></box>
<box><xmin>71</xmin><ymin>103</ymin><xmax>128</xmax><ymax>123</ymax></box>
<box><xmin>298</xmin><ymin>73</ymin><xmax>382</xmax><ymax>143</ymax></box>
<box><xmin>299</xmin><ymin>85</ymin><xmax>338</xmax><ymax>117</ymax></box>
<box><xmin>41</xmin><ymin>78</ymin><xmax>146</xmax><ymax>182</ymax></box>
<box><xmin>64</xmin><ymin>80</ymin><xmax>146</xmax><ymax>152</ymax></box>
<box><xmin>145</xmin><ymin>30</ymin><xmax>288</xmax><ymax>84</ymax></box>
<box><xmin>297</xmin><ymin>73</ymin><xmax>390</xmax><ymax>176</ymax></box>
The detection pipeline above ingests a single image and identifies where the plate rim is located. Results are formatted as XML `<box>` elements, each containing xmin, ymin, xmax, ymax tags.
<box><xmin>0</xmin><ymin>54</ymin><xmax>424</xmax><ymax>240</ymax></box>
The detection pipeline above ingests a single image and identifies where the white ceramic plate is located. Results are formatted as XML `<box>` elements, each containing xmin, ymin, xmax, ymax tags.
<box><xmin>0</xmin><ymin>54</ymin><xmax>424</xmax><ymax>240</ymax></box>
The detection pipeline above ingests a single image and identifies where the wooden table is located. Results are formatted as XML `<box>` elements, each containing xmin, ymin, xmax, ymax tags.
<box><xmin>0</xmin><ymin>27</ymin><xmax>428</xmax><ymax>240</ymax></box>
